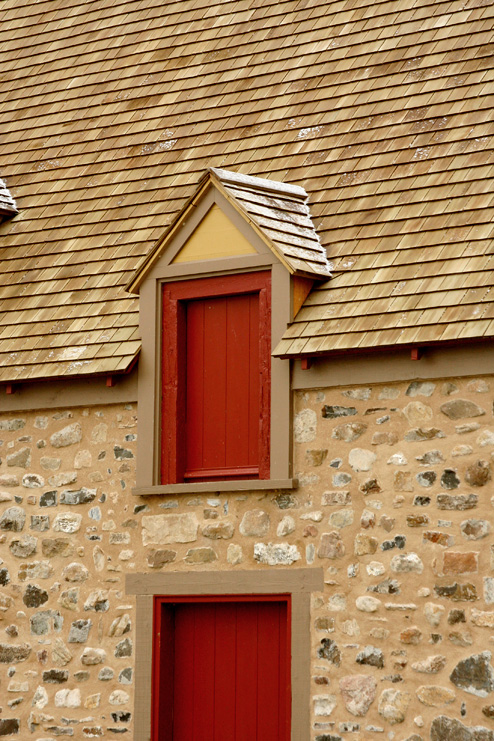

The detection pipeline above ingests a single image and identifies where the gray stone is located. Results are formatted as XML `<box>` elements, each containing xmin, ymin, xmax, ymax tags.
<box><xmin>0</xmin><ymin>418</ymin><xmax>25</xmax><ymax>431</ymax></box>
<box><xmin>142</xmin><ymin>513</ymin><xmax>198</xmax><ymax>545</ymax></box>
<box><xmin>416</xmin><ymin>686</ymin><xmax>455</xmax><ymax>707</ymax></box>
<box><xmin>277</xmin><ymin>515</ymin><xmax>296</xmax><ymax>537</ymax></box>
<box><xmin>406</xmin><ymin>381</ymin><xmax>436</xmax><ymax>397</ymax></box>
<box><xmin>390</xmin><ymin>553</ymin><xmax>423</xmax><ymax>573</ymax></box>
<box><xmin>431</xmin><ymin>716</ymin><xmax>494</xmax><ymax>741</ymax></box>
<box><xmin>0</xmin><ymin>642</ymin><xmax>31</xmax><ymax>663</ymax></box>
<box><xmin>435</xmin><ymin>583</ymin><xmax>478</xmax><ymax>602</ymax></box>
<box><xmin>43</xmin><ymin>669</ymin><xmax>68</xmax><ymax>683</ymax></box>
<box><xmin>30</xmin><ymin>515</ymin><xmax>50</xmax><ymax>532</ymax></box>
<box><xmin>465</xmin><ymin>461</ymin><xmax>492</xmax><ymax>487</ymax></box>
<box><xmin>0</xmin><ymin>506</ymin><xmax>25</xmax><ymax>531</ymax></box>
<box><xmin>10</xmin><ymin>534</ymin><xmax>37</xmax><ymax>557</ymax></box>
<box><xmin>50</xmin><ymin>423</ymin><xmax>82</xmax><ymax>448</ymax></box>
<box><xmin>339</xmin><ymin>674</ymin><xmax>377</xmax><ymax>717</ymax></box>
<box><xmin>81</xmin><ymin>648</ymin><xmax>106</xmax><ymax>665</ymax></box>
<box><xmin>441</xmin><ymin>399</ymin><xmax>486</xmax><ymax>419</ymax></box>
<box><xmin>416</xmin><ymin>471</ymin><xmax>436</xmax><ymax>487</ymax></box>
<box><xmin>356</xmin><ymin>646</ymin><xmax>384</xmax><ymax>668</ymax></box>
<box><xmin>0</xmin><ymin>567</ymin><xmax>10</xmax><ymax>585</ymax></box>
<box><xmin>185</xmin><ymin>547</ymin><xmax>217</xmax><ymax>563</ymax></box>
<box><xmin>23</xmin><ymin>584</ymin><xmax>49</xmax><ymax>608</ymax></box>
<box><xmin>416</xmin><ymin>449</ymin><xmax>444</xmax><ymax>465</ymax></box>
<box><xmin>52</xmin><ymin>638</ymin><xmax>72</xmax><ymax>666</ymax></box>
<box><xmin>99</xmin><ymin>666</ymin><xmax>115</xmax><ymax>680</ymax></box>
<box><xmin>84</xmin><ymin>590</ymin><xmax>109</xmax><ymax>612</ymax></box>
<box><xmin>450</xmin><ymin>651</ymin><xmax>494</xmax><ymax>697</ymax></box>
<box><xmin>30</xmin><ymin>610</ymin><xmax>63</xmax><ymax>635</ymax></box>
<box><xmin>239</xmin><ymin>509</ymin><xmax>270</xmax><ymax>537</ymax></box>
<box><xmin>42</xmin><ymin>537</ymin><xmax>73</xmax><ymax>557</ymax></box>
<box><xmin>402</xmin><ymin>401</ymin><xmax>433</xmax><ymax>426</ymax></box>
<box><xmin>202</xmin><ymin>521</ymin><xmax>234</xmax><ymax>539</ymax></box>
<box><xmin>332</xmin><ymin>423</ymin><xmax>367</xmax><ymax>442</ymax></box>
<box><xmin>318</xmin><ymin>638</ymin><xmax>341</xmax><ymax>665</ymax></box>
<box><xmin>40</xmin><ymin>490</ymin><xmax>57</xmax><ymax>507</ymax></box>
<box><xmin>342</xmin><ymin>387</ymin><xmax>371</xmax><ymax>400</ymax></box>
<box><xmin>6</xmin><ymin>447</ymin><xmax>31</xmax><ymax>468</ymax></box>
<box><xmin>59</xmin><ymin>587</ymin><xmax>80</xmax><ymax>611</ymax></box>
<box><xmin>378</xmin><ymin>688</ymin><xmax>411</xmax><ymax>724</ymax></box>
<box><xmin>294</xmin><ymin>409</ymin><xmax>317</xmax><ymax>442</ymax></box>
<box><xmin>254</xmin><ymin>542</ymin><xmax>301</xmax><ymax>565</ymax></box>
<box><xmin>441</xmin><ymin>469</ymin><xmax>460</xmax><ymax>489</ymax></box>
<box><xmin>115</xmin><ymin>638</ymin><xmax>132</xmax><ymax>658</ymax></box>
<box><xmin>147</xmin><ymin>549</ymin><xmax>176</xmax><ymax>568</ymax></box>
<box><xmin>108</xmin><ymin>614</ymin><xmax>131</xmax><ymax>637</ymax></box>
<box><xmin>457</xmin><ymin>422</ymin><xmax>481</xmax><ymax>434</ymax></box>
<box><xmin>0</xmin><ymin>474</ymin><xmax>19</xmax><ymax>487</ymax></box>
<box><xmin>18</xmin><ymin>560</ymin><xmax>53</xmax><ymax>580</ymax></box>
<box><xmin>118</xmin><ymin>667</ymin><xmax>133</xmax><ymax>685</ymax></box>
<box><xmin>437</xmin><ymin>494</ymin><xmax>478</xmax><ymax>510</ymax></box>
<box><xmin>60</xmin><ymin>487</ymin><xmax>96</xmax><ymax>505</ymax></box>
<box><xmin>40</xmin><ymin>456</ymin><xmax>61</xmax><ymax>470</ymax></box>
<box><xmin>48</xmin><ymin>471</ymin><xmax>77</xmax><ymax>486</ymax></box>
<box><xmin>62</xmin><ymin>562</ymin><xmax>89</xmax><ymax>582</ymax></box>
<box><xmin>68</xmin><ymin>619</ymin><xmax>92</xmax><ymax>643</ymax></box>
<box><xmin>322</xmin><ymin>405</ymin><xmax>357</xmax><ymax>419</ymax></box>
<box><xmin>114</xmin><ymin>445</ymin><xmax>134</xmax><ymax>460</ymax></box>
<box><xmin>404</xmin><ymin>428</ymin><xmax>445</xmax><ymax>442</ymax></box>
<box><xmin>332</xmin><ymin>472</ymin><xmax>352</xmax><ymax>487</ymax></box>
<box><xmin>461</xmin><ymin>519</ymin><xmax>490</xmax><ymax>540</ymax></box>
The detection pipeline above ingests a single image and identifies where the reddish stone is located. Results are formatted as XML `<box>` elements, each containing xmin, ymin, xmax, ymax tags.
<box><xmin>443</xmin><ymin>552</ymin><xmax>478</xmax><ymax>575</ymax></box>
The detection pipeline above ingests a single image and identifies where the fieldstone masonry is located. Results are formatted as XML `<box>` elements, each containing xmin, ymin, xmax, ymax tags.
<box><xmin>1</xmin><ymin>377</ymin><xmax>494</xmax><ymax>738</ymax></box>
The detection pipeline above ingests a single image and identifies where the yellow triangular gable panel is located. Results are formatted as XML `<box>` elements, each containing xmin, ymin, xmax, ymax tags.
<box><xmin>172</xmin><ymin>204</ymin><xmax>257</xmax><ymax>263</ymax></box>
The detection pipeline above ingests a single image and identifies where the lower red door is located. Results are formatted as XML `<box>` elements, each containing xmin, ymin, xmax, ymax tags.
<box><xmin>153</xmin><ymin>597</ymin><xmax>290</xmax><ymax>741</ymax></box>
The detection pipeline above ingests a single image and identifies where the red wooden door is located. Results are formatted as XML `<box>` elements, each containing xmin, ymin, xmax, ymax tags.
<box><xmin>185</xmin><ymin>293</ymin><xmax>260</xmax><ymax>481</ymax></box>
<box><xmin>153</xmin><ymin>597</ymin><xmax>291</xmax><ymax>741</ymax></box>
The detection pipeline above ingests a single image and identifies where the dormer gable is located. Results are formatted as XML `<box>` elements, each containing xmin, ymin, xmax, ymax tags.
<box><xmin>0</xmin><ymin>178</ymin><xmax>17</xmax><ymax>220</ymax></box>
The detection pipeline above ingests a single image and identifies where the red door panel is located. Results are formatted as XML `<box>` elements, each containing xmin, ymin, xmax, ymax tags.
<box><xmin>154</xmin><ymin>597</ymin><xmax>290</xmax><ymax>741</ymax></box>
<box><xmin>185</xmin><ymin>293</ymin><xmax>260</xmax><ymax>480</ymax></box>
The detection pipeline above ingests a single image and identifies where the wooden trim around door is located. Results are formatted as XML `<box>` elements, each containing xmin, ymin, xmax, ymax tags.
<box><xmin>126</xmin><ymin>568</ymin><xmax>323</xmax><ymax>741</ymax></box>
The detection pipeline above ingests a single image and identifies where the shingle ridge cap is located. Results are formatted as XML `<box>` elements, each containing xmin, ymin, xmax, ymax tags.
<box><xmin>209</xmin><ymin>167</ymin><xmax>308</xmax><ymax>199</ymax></box>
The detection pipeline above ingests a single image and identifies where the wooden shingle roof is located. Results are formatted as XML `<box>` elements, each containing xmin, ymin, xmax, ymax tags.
<box><xmin>0</xmin><ymin>0</ymin><xmax>493</xmax><ymax>381</ymax></box>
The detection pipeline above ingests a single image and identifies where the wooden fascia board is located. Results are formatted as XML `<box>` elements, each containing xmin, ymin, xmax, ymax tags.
<box><xmin>125</xmin><ymin>176</ymin><xmax>212</xmax><ymax>294</ymax></box>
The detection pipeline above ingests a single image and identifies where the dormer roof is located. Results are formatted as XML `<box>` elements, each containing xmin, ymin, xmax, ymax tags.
<box><xmin>0</xmin><ymin>178</ymin><xmax>17</xmax><ymax>218</ymax></box>
<box><xmin>128</xmin><ymin>168</ymin><xmax>331</xmax><ymax>293</ymax></box>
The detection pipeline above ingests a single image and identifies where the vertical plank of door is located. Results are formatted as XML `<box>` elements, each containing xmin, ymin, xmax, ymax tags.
<box><xmin>235</xmin><ymin>603</ymin><xmax>258</xmax><ymax>740</ymax></box>
<box><xmin>225</xmin><ymin>294</ymin><xmax>251</xmax><ymax>468</ymax></box>
<box><xmin>214</xmin><ymin>602</ymin><xmax>237</xmax><ymax>740</ymax></box>
<box><xmin>191</xmin><ymin>603</ymin><xmax>216</xmax><ymax>741</ymax></box>
<box><xmin>155</xmin><ymin>604</ymin><xmax>175</xmax><ymax>740</ymax></box>
<box><xmin>173</xmin><ymin>605</ymin><xmax>195</xmax><ymax>740</ymax></box>
<box><xmin>202</xmin><ymin>298</ymin><xmax>227</xmax><ymax>469</ymax></box>
<box><xmin>186</xmin><ymin>300</ymin><xmax>205</xmax><ymax>473</ymax></box>
<box><xmin>257</xmin><ymin>602</ymin><xmax>283</xmax><ymax>739</ymax></box>
<box><xmin>248</xmin><ymin>293</ymin><xmax>260</xmax><ymax>467</ymax></box>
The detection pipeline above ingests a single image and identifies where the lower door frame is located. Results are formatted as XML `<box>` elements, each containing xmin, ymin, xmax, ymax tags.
<box><xmin>126</xmin><ymin>568</ymin><xmax>323</xmax><ymax>741</ymax></box>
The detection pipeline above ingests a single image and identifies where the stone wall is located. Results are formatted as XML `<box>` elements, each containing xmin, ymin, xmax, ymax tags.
<box><xmin>1</xmin><ymin>375</ymin><xmax>494</xmax><ymax>739</ymax></box>
<box><xmin>294</xmin><ymin>376</ymin><xmax>494</xmax><ymax>741</ymax></box>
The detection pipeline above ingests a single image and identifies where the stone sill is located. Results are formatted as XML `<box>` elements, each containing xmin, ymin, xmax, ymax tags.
<box><xmin>132</xmin><ymin>479</ymin><xmax>297</xmax><ymax>496</ymax></box>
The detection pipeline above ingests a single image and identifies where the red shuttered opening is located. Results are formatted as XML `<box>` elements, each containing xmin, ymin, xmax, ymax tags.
<box><xmin>152</xmin><ymin>596</ymin><xmax>291</xmax><ymax>741</ymax></box>
<box><xmin>161</xmin><ymin>272</ymin><xmax>271</xmax><ymax>484</ymax></box>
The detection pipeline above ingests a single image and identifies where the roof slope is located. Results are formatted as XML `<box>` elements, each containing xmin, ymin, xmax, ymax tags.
<box><xmin>0</xmin><ymin>0</ymin><xmax>493</xmax><ymax>380</ymax></box>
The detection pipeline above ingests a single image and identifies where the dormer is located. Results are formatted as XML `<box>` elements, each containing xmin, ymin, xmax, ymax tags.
<box><xmin>0</xmin><ymin>178</ymin><xmax>17</xmax><ymax>221</ymax></box>
<box><xmin>128</xmin><ymin>168</ymin><xmax>331</xmax><ymax>495</ymax></box>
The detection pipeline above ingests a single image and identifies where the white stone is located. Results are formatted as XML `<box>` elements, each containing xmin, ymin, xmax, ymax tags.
<box><xmin>91</xmin><ymin>423</ymin><xmax>108</xmax><ymax>443</ymax></box>
<box><xmin>239</xmin><ymin>509</ymin><xmax>270</xmax><ymax>537</ymax></box>
<box><xmin>402</xmin><ymin>402</ymin><xmax>433</xmax><ymax>426</ymax></box>
<box><xmin>74</xmin><ymin>450</ymin><xmax>92</xmax><ymax>468</ymax></box>
<box><xmin>484</xmin><ymin>577</ymin><xmax>494</xmax><ymax>604</ymax></box>
<box><xmin>227</xmin><ymin>543</ymin><xmax>243</xmax><ymax>565</ymax></box>
<box><xmin>32</xmin><ymin>685</ymin><xmax>48</xmax><ymax>708</ymax></box>
<box><xmin>81</xmin><ymin>648</ymin><xmax>106</xmax><ymax>665</ymax></box>
<box><xmin>314</xmin><ymin>694</ymin><xmax>337</xmax><ymax>716</ymax></box>
<box><xmin>142</xmin><ymin>513</ymin><xmax>199</xmax><ymax>545</ymax></box>
<box><xmin>390</xmin><ymin>553</ymin><xmax>423</xmax><ymax>573</ymax></box>
<box><xmin>329</xmin><ymin>509</ymin><xmax>354</xmax><ymax>528</ymax></box>
<box><xmin>119</xmin><ymin>549</ymin><xmax>134</xmax><ymax>561</ymax></box>
<box><xmin>254</xmin><ymin>542</ymin><xmax>301</xmax><ymax>566</ymax></box>
<box><xmin>367</xmin><ymin>561</ymin><xmax>386</xmax><ymax>576</ymax></box>
<box><xmin>48</xmin><ymin>471</ymin><xmax>77</xmax><ymax>487</ymax></box>
<box><xmin>294</xmin><ymin>409</ymin><xmax>317</xmax><ymax>443</ymax></box>
<box><xmin>341</xmin><ymin>619</ymin><xmax>360</xmax><ymax>636</ymax></box>
<box><xmin>93</xmin><ymin>546</ymin><xmax>105</xmax><ymax>571</ymax></box>
<box><xmin>109</xmin><ymin>690</ymin><xmax>130</xmax><ymax>705</ymax></box>
<box><xmin>478</xmin><ymin>430</ymin><xmax>494</xmax><ymax>447</ymax></box>
<box><xmin>300</xmin><ymin>510</ymin><xmax>323</xmax><ymax>522</ymax></box>
<box><xmin>424</xmin><ymin>602</ymin><xmax>445</xmax><ymax>627</ymax></box>
<box><xmin>349</xmin><ymin>448</ymin><xmax>376</xmax><ymax>472</ymax></box>
<box><xmin>387</xmin><ymin>453</ymin><xmax>408</xmax><ymax>465</ymax></box>
<box><xmin>356</xmin><ymin>596</ymin><xmax>380</xmax><ymax>612</ymax></box>
<box><xmin>277</xmin><ymin>516</ymin><xmax>296</xmax><ymax>536</ymax></box>
<box><xmin>53</xmin><ymin>512</ymin><xmax>82</xmax><ymax>533</ymax></box>
<box><xmin>50</xmin><ymin>423</ymin><xmax>82</xmax><ymax>448</ymax></box>
<box><xmin>55</xmin><ymin>688</ymin><xmax>81</xmax><ymax>708</ymax></box>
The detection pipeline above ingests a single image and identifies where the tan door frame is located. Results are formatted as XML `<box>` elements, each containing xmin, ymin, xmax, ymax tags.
<box><xmin>126</xmin><ymin>568</ymin><xmax>323</xmax><ymax>740</ymax></box>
